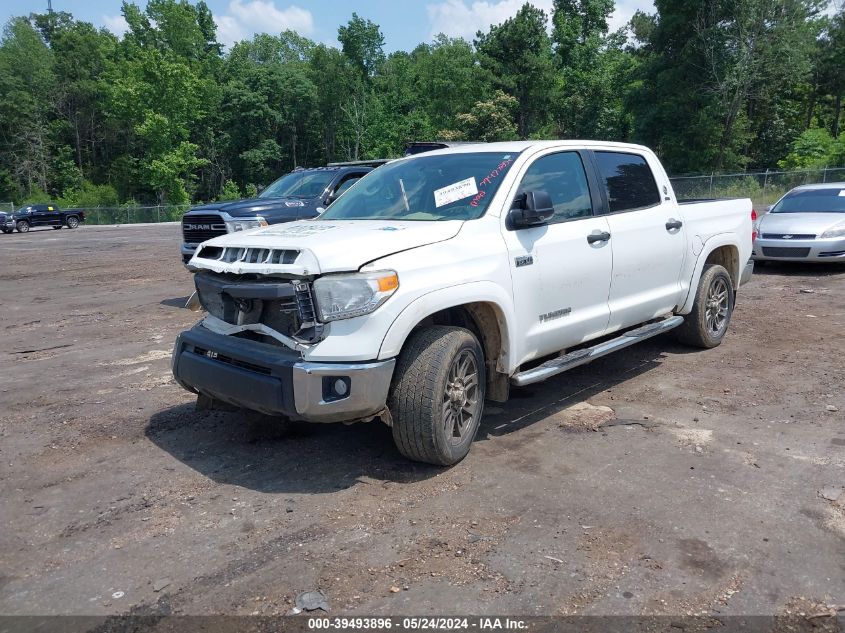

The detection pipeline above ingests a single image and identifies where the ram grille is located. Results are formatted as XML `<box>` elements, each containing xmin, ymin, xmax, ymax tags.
<box><xmin>182</xmin><ymin>214</ymin><xmax>228</xmax><ymax>243</ymax></box>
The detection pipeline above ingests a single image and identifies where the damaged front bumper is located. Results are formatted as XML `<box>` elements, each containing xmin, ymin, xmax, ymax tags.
<box><xmin>171</xmin><ymin>324</ymin><xmax>395</xmax><ymax>423</ymax></box>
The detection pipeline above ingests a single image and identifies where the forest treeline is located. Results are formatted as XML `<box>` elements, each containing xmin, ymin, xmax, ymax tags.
<box><xmin>0</xmin><ymin>0</ymin><xmax>843</xmax><ymax>207</ymax></box>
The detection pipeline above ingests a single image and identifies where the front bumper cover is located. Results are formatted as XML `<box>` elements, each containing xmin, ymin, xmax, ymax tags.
<box><xmin>172</xmin><ymin>324</ymin><xmax>395</xmax><ymax>423</ymax></box>
<box><xmin>752</xmin><ymin>236</ymin><xmax>845</xmax><ymax>261</ymax></box>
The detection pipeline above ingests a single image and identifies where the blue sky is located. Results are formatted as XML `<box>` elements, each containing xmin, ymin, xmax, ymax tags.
<box><xmin>1</xmin><ymin>0</ymin><xmax>656</xmax><ymax>50</ymax></box>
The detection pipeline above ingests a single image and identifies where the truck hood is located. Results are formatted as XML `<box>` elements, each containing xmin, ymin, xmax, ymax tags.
<box><xmin>759</xmin><ymin>212</ymin><xmax>845</xmax><ymax>236</ymax></box>
<box><xmin>190</xmin><ymin>197</ymin><xmax>320</xmax><ymax>218</ymax></box>
<box><xmin>190</xmin><ymin>219</ymin><xmax>464</xmax><ymax>275</ymax></box>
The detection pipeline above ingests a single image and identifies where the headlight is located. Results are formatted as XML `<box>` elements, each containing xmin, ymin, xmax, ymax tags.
<box><xmin>820</xmin><ymin>224</ymin><xmax>845</xmax><ymax>238</ymax></box>
<box><xmin>226</xmin><ymin>217</ymin><xmax>268</xmax><ymax>232</ymax></box>
<box><xmin>313</xmin><ymin>270</ymin><xmax>399</xmax><ymax>322</ymax></box>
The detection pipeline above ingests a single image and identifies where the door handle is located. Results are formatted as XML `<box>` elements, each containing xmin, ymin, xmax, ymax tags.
<box><xmin>665</xmin><ymin>219</ymin><xmax>683</xmax><ymax>231</ymax></box>
<box><xmin>587</xmin><ymin>231</ymin><xmax>611</xmax><ymax>244</ymax></box>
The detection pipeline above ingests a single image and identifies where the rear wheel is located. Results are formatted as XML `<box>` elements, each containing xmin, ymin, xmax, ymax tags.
<box><xmin>389</xmin><ymin>326</ymin><xmax>485</xmax><ymax>466</ymax></box>
<box><xmin>1</xmin><ymin>229</ymin><xmax>11</xmax><ymax>234</ymax></box>
<box><xmin>66</xmin><ymin>216</ymin><xmax>79</xmax><ymax>229</ymax></box>
<box><xmin>676</xmin><ymin>264</ymin><xmax>734</xmax><ymax>349</ymax></box>
<box><xmin>16</xmin><ymin>220</ymin><xmax>29</xmax><ymax>233</ymax></box>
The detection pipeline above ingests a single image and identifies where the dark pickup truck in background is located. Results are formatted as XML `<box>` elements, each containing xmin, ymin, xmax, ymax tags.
<box><xmin>2</xmin><ymin>204</ymin><xmax>85</xmax><ymax>233</ymax></box>
<box><xmin>180</xmin><ymin>163</ymin><xmax>380</xmax><ymax>264</ymax></box>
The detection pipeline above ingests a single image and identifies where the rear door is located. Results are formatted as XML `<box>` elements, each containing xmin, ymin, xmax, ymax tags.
<box><xmin>46</xmin><ymin>205</ymin><xmax>62</xmax><ymax>226</ymax></box>
<box><xmin>589</xmin><ymin>150</ymin><xmax>686</xmax><ymax>333</ymax></box>
<box><xmin>502</xmin><ymin>150</ymin><xmax>613</xmax><ymax>363</ymax></box>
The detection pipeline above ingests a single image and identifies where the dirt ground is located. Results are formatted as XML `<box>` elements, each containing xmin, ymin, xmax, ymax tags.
<box><xmin>1</xmin><ymin>224</ymin><xmax>843</xmax><ymax>619</ymax></box>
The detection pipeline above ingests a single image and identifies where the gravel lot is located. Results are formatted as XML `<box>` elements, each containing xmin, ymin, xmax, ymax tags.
<box><xmin>1</xmin><ymin>224</ymin><xmax>843</xmax><ymax>619</ymax></box>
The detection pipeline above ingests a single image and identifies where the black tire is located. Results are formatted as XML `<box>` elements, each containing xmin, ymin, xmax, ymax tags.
<box><xmin>1</xmin><ymin>229</ymin><xmax>11</xmax><ymax>234</ymax></box>
<box><xmin>676</xmin><ymin>264</ymin><xmax>734</xmax><ymax>349</ymax></box>
<box><xmin>66</xmin><ymin>216</ymin><xmax>79</xmax><ymax>229</ymax></box>
<box><xmin>389</xmin><ymin>325</ymin><xmax>485</xmax><ymax>466</ymax></box>
<box><xmin>16</xmin><ymin>220</ymin><xmax>29</xmax><ymax>233</ymax></box>
<box><xmin>52</xmin><ymin>226</ymin><xmax>61</xmax><ymax>230</ymax></box>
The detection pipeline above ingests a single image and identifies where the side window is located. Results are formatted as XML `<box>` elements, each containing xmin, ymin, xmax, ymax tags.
<box><xmin>334</xmin><ymin>175</ymin><xmax>362</xmax><ymax>197</ymax></box>
<box><xmin>594</xmin><ymin>152</ymin><xmax>661</xmax><ymax>213</ymax></box>
<box><xmin>516</xmin><ymin>152</ymin><xmax>593</xmax><ymax>223</ymax></box>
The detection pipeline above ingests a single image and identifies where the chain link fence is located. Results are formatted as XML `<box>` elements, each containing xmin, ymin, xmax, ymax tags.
<box><xmin>63</xmin><ymin>205</ymin><xmax>192</xmax><ymax>225</ymax></box>
<box><xmin>669</xmin><ymin>167</ymin><xmax>845</xmax><ymax>210</ymax></box>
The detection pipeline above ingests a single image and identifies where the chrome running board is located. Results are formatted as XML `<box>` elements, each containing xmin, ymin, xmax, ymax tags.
<box><xmin>511</xmin><ymin>316</ymin><xmax>684</xmax><ymax>387</ymax></box>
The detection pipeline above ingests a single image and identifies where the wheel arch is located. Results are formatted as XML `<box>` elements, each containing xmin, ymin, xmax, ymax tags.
<box><xmin>679</xmin><ymin>237</ymin><xmax>740</xmax><ymax>314</ymax></box>
<box><xmin>379</xmin><ymin>284</ymin><xmax>516</xmax><ymax>402</ymax></box>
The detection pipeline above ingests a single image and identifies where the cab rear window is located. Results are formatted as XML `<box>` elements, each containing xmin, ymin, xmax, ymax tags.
<box><xmin>594</xmin><ymin>152</ymin><xmax>661</xmax><ymax>213</ymax></box>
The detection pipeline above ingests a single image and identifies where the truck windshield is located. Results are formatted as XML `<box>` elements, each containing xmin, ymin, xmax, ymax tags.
<box><xmin>320</xmin><ymin>152</ymin><xmax>518</xmax><ymax>221</ymax></box>
<box><xmin>772</xmin><ymin>189</ymin><xmax>845</xmax><ymax>214</ymax></box>
<box><xmin>259</xmin><ymin>171</ymin><xmax>336</xmax><ymax>199</ymax></box>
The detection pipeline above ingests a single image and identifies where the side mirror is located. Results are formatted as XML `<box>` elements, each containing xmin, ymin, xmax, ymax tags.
<box><xmin>508</xmin><ymin>191</ymin><xmax>555</xmax><ymax>228</ymax></box>
<box><xmin>765</xmin><ymin>205</ymin><xmax>772</xmax><ymax>213</ymax></box>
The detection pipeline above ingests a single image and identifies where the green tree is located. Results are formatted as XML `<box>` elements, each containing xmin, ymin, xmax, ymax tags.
<box><xmin>630</xmin><ymin>0</ymin><xmax>825</xmax><ymax>172</ymax></box>
<box><xmin>338</xmin><ymin>13</ymin><xmax>385</xmax><ymax>79</ymax></box>
<box><xmin>779</xmin><ymin>127</ymin><xmax>845</xmax><ymax>168</ymax></box>
<box><xmin>218</xmin><ymin>179</ymin><xmax>241</xmax><ymax>201</ymax></box>
<box><xmin>148</xmin><ymin>141</ymin><xmax>208</xmax><ymax>204</ymax></box>
<box><xmin>0</xmin><ymin>17</ymin><xmax>56</xmax><ymax>197</ymax></box>
<box><xmin>440</xmin><ymin>90</ymin><xmax>520</xmax><ymax>142</ymax></box>
<box><xmin>551</xmin><ymin>0</ymin><xmax>635</xmax><ymax>139</ymax></box>
<box><xmin>475</xmin><ymin>4</ymin><xmax>555</xmax><ymax>138</ymax></box>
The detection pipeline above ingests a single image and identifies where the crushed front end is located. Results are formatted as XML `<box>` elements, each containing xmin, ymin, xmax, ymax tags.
<box><xmin>171</xmin><ymin>244</ymin><xmax>395</xmax><ymax>423</ymax></box>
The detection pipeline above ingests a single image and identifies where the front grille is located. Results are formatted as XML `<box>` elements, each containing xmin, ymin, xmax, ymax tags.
<box><xmin>182</xmin><ymin>214</ymin><xmax>227</xmax><ymax>243</ymax></box>
<box><xmin>761</xmin><ymin>247</ymin><xmax>811</xmax><ymax>258</ymax></box>
<box><xmin>761</xmin><ymin>233</ymin><xmax>816</xmax><ymax>240</ymax></box>
<box><xmin>197</xmin><ymin>245</ymin><xmax>299</xmax><ymax>265</ymax></box>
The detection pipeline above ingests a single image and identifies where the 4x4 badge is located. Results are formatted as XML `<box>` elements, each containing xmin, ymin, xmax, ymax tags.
<box><xmin>515</xmin><ymin>255</ymin><xmax>533</xmax><ymax>268</ymax></box>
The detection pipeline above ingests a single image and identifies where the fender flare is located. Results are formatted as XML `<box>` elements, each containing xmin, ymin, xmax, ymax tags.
<box><xmin>378</xmin><ymin>281</ymin><xmax>517</xmax><ymax>374</ymax></box>
<box><xmin>678</xmin><ymin>234</ymin><xmax>741</xmax><ymax>314</ymax></box>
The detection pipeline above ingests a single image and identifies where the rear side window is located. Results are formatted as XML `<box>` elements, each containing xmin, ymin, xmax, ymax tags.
<box><xmin>516</xmin><ymin>152</ymin><xmax>593</xmax><ymax>223</ymax></box>
<box><xmin>594</xmin><ymin>152</ymin><xmax>661</xmax><ymax>213</ymax></box>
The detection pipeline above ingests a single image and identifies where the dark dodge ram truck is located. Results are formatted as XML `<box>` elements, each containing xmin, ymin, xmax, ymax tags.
<box><xmin>180</xmin><ymin>164</ymin><xmax>376</xmax><ymax>263</ymax></box>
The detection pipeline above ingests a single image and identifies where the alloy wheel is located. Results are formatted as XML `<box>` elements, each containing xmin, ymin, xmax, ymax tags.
<box><xmin>705</xmin><ymin>277</ymin><xmax>730</xmax><ymax>335</ymax></box>
<box><xmin>442</xmin><ymin>349</ymin><xmax>481</xmax><ymax>446</ymax></box>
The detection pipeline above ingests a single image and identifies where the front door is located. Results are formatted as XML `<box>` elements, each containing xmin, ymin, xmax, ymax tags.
<box><xmin>502</xmin><ymin>150</ymin><xmax>613</xmax><ymax>366</ymax></box>
<box><xmin>29</xmin><ymin>206</ymin><xmax>47</xmax><ymax>226</ymax></box>
<box><xmin>591</xmin><ymin>151</ymin><xmax>686</xmax><ymax>333</ymax></box>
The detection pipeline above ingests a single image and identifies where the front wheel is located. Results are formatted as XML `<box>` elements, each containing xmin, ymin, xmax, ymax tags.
<box><xmin>1</xmin><ymin>229</ymin><xmax>11</xmax><ymax>234</ymax></box>
<box><xmin>16</xmin><ymin>220</ymin><xmax>30</xmax><ymax>233</ymax></box>
<box><xmin>66</xmin><ymin>216</ymin><xmax>79</xmax><ymax>229</ymax></box>
<box><xmin>676</xmin><ymin>264</ymin><xmax>734</xmax><ymax>349</ymax></box>
<box><xmin>389</xmin><ymin>326</ymin><xmax>485</xmax><ymax>466</ymax></box>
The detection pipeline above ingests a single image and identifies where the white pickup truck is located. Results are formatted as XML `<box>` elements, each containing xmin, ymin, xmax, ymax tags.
<box><xmin>172</xmin><ymin>141</ymin><xmax>754</xmax><ymax>465</ymax></box>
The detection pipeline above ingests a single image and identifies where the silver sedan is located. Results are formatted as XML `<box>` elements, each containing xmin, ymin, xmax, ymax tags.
<box><xmin>753</xmin><ymin>183</ymin><xmax>845</xmax><ymax>262</ymax></box>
